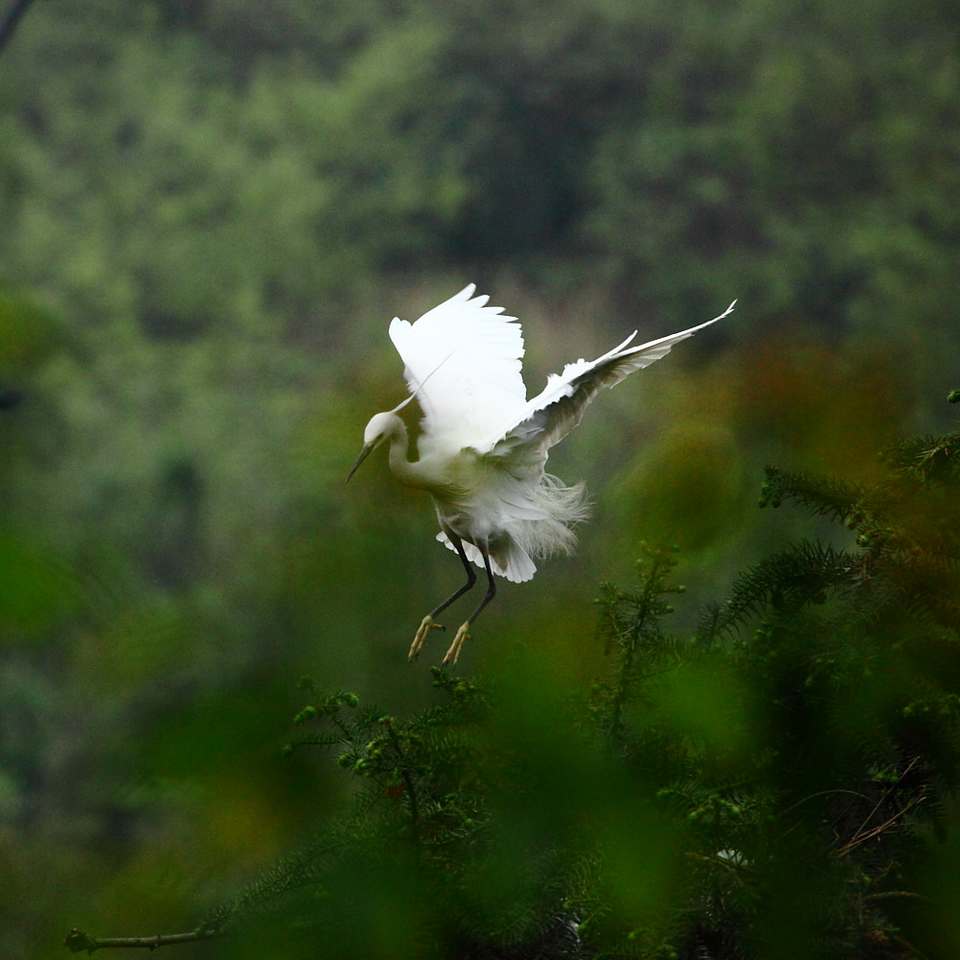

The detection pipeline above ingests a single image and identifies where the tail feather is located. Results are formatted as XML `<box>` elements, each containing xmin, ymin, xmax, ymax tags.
<box><xmin>434</xmin><ymin>475</ymin><xmax>589</xmax><ymax>584</ymax></box>
<box><xmin>436</xmin><ymin>532</ymin><xmax>537</xmax><ymax>583</ymax></box>
<box><xmin>509</xmin><ymin>475</ymin><xmax>590</xmax><ymax>561</ymax></box>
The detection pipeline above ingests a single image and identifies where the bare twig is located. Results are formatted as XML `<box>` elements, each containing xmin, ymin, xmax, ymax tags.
<box><xmin>780</xmin><ymin>788</ymin><xmax>874</xmax><ymax>819</ymax></box>
<box><xmin>833</xmin><ymin>757</ymin><xmax>922</xmax><ymax>858</ymax></box>
<box><xmin>863</xmin><ymin>890</ymin><xmax>930</xmax><ymax>902</ymax></box>
<box><xmin>64</xmin><ymin>927</ymin><xmax>220</xmax><ymax>953</ymax></box>
<box><xmin>891</xmin><ymin>933</ymin><xmax>931</xmax><ymax>960</ymax></box>
<box><xmin>0</xmin><ymin>0</ymin><xmax>35</xmax><ymax>55</ymax></box>
<box><xmin>838</xmin><ymin>792</ymin><xmax>927</xmax><ymax>858</ymax></box>
<box><xmin>850</xmin><ymin>757</ymin><xmax>920</xmax><ymax>842</ymax></box>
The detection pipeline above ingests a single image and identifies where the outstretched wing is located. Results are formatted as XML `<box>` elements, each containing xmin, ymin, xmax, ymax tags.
<box><xmin>478</xmin><ymin>301</ymin><xmax>737</xmax><ymax>478</ymax></box>
<box><xmin>389</xmin><ymin>284</ymin><xmax>527</xmax><ymax>454</ymax></box>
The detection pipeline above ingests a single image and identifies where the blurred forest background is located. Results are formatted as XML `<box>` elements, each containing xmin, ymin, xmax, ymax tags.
<box><xmin>1</xmin><ymin>1</ymin><xmax>959</xmax><ymax>958</ymax></box>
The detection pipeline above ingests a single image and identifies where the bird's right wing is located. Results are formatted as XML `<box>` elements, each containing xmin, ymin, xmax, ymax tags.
<box><xmin>476</xmin><ymin>301</ymin><xmax>736</xmax><ymax>479</ymax></box>
<box><xmin>388</xmin><ymin>284</ymin><xmax>528</xmax><ymax>455</ymax></box>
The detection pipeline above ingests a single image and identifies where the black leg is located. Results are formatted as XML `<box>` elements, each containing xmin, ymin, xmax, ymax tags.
<box><xmin>440</xmin><ymin>548</ymin><xmax>496</xmax><ymax>666</ymax></box>
<box><xmin>409</xmin><ymin>532</ymin><xmax>479</xmax><ymax>661</ymax></box>
<box><xmin>465</xmin><ymin>545</ymin><xmax>496</xmax><ymax>625</ymax></box>
<box><xmin>430</xmin><ymin>533</ymin><xmax>477</xmax><ymax>618</ymax></box>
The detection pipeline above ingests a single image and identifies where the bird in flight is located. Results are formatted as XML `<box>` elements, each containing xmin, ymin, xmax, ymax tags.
<box><xmin>348</xmin><ymin>285</ymin><xmax>735</xmax><ymax>666</ymax></box>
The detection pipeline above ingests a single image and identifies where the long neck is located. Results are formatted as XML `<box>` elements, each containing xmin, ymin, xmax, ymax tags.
<box><xmin>385</xmin><ymin>416</ymin><xmax>422</xmax><ymax>488</ymax></box>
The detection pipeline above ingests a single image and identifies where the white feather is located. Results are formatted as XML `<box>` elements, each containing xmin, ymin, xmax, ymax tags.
<box><xmin>478</xmin><ymin>300</ymin><xmax>737</xmax><ymax>469</ymax></box>
<box><xmin>388</xmin><ymin>284</ymin><xmax>527</xmax><ymax>458</ymax></box>
<box><xmin>382</xmin><ymin>287</ymin><xmax>735</xmax><ymax>582</ymax></box>
<box><xmin>436</xmin><ymin>531</ymin><xmax>537</xmax><ymax>583</ymax></box>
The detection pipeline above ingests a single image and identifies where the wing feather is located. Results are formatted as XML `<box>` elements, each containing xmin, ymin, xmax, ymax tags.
<box><xmin>479</xmin><ymin>301</ymin><xmax>736</xmax><ymax>478</ymax></box>
<box><xmin>388</xmin><ymin>284</ymin><xmax>527</xmax><ymax>455</ymax></box>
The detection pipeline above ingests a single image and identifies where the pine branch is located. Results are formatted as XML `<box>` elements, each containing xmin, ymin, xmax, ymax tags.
<box><xmin>698</xmin><ymin>541</ymin><xmax>858</xmax><ymax>641</ymax></box>
<box><xmin>609</xmin><ymin>554</ymin><xmax>665</xmax><ymax>739</ymax></box>
<box><xmin>383</xmin><ymin>715</ymin><xmax>420</xmax><ymax>834</ymax></box>
<box><xmin>882</xmin><ymin>431</ymin><xmax>960</xmax><ymax>484</ymax></box>
<box><xmin>592</xmin><ymin>543</ymin><xmax>684</xmax><ymax>743</ymax></box>
<box><xmin>200</xmin><ymin>830</ymin><xmax>347</xmax><ymax>935</ymax></box>
<box><xmin>759</xmin><ymin>466</ymin><xmax>864</xmax><ymax>524</ymax></box>
<box><xmin>64</xmin><ymin>927</ymin><xmax>220</xmax><ymax>953</ymax></box>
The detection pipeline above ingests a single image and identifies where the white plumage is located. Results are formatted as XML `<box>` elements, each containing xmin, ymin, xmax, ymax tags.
<box><xmin>348</xmin><ymin>284</ymin><xmax>735</xmax><ymax>664</ymax></box>
<box><xmin>388</xmin><ymin>285</ymin><xmax>526</xmax><ymax>458</ymax></box>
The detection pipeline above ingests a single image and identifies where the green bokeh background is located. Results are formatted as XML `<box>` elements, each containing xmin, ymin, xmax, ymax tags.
<box><xmin>1</xmin><ymin>1</ymin><xmax>958</xmax><ymax>956</ymax></box>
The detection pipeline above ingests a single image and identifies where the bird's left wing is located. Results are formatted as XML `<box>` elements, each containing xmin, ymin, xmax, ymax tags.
<box><xmin>476</xmin><ymin>301</ymin><xmax>736</xmax><ymax>478</ymax></box>
<box><xmin>388</xmin><ymin>284</ymin><xmax>528</xmax><ymax>453</ymax></box>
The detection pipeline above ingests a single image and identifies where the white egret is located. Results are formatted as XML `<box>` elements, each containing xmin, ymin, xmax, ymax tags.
<box><xmin>348</xmin><ymin>285</ymin><xmax>735</xmax><ymax>665</ymax></box>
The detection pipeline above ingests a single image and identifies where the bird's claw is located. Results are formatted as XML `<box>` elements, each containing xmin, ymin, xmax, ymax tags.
<box><xmin>408</xmin><ymin>615</ymin><xmax>445</xmax><ymax>661</ymax></box>
<box><xmin>441</xmin><ymin>623</ymin><xmax>470</xmax><ymax>667</ymax></box>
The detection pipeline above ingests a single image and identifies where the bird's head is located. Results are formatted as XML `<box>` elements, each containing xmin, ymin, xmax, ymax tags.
<box><xmin>346</xmin><ymin>410</ymin><xmax>405</xmax><ymax>483</ymax></box>
<box><xmin>346</xmin><ymin>351</ymin><xmax>451</xmax><ymax>483</ymax></box>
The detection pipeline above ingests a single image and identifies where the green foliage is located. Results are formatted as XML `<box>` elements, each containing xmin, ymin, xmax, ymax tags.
<box><xmin>74</xmin><ymin>399</ymin><xmax>955</xmax><ymax>958</ymax></box>
<box><xmin>758</xmin><ymin>418</ymin><xmax>960</xmax><ymax>632</ymax></box>
<box><xmin>697</xmin><ymin>540</ymin><xmax>857</xmax><ymax>641</ymax></box>
<box><xmin>2</xmin><ymin>2</ymin><xmax>958</xmax><ymax>957</ymax></box>
<box><xmin>202</xmin><ymin>669</ymin><xmax>495</xmax><ymax>955</ymax></box>
<box><xmin>3</xmin><ymin>0</ymin><xmax>959</xmax><ymax>334</ymax></box>
<box><xmin>590</xmin><ymin>543</ymin><xmax>687</xmax><ymax>745</ymax></box>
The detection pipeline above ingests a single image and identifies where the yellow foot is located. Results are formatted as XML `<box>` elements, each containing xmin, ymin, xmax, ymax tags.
<box><xmin>408</xmin><ymin>614</ymin><xmax>445</xmax><ymax>661</ymax></box>
<box><xmin>441</xmin><ymin>622</ymin><xmax>470</xmax><ymax>667</ymax></box>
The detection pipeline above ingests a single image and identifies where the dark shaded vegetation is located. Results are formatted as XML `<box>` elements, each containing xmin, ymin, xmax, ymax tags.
<box><xmin>66</xmin><ymin>398</ymin><xmax>960</xmax><ymax>957</ymax></box>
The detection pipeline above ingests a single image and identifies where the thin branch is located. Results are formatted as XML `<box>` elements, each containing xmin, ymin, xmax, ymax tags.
<box><xmin>65</xmin><ymin>927</ymin><xmax>221</xmax><ymax>953</ymax></box>
<box><xmin>780</xmin><ymin>788</ymin><xmax>874</xmax><ymax>818</ymax></box>
<box><xmin>892</xmin><ymin>933</ymin><xmax>931</xmax><ymax>960</ymax></box>
<box><xmin>843</xmin><ymin>756</ymin><xmax>920</xmax><ymax>848</ymax></box>
<box><xmin>610</xmin><ymin>553</ymin><xmax>666</xmax><ymax>739</ymax></box>
<box><xmin>838</xmin><ymin>792</ymin><xmax>927</xmax><ymax>858</ymax></box>
<box><xmin>0</xmin><ymin>0</ymin><xmax>35</xmax><ymax>56</ymax></box>
<box><xmin>863</xmin><ymin>890</ymin><xmax>930</xmax><ymax>902</ymax></box>
<box><xmin>384</xmin><ymin>719</ymin><xmax>420</xmax><ymax>834</ymax></box>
